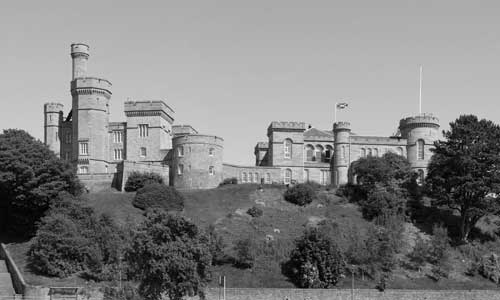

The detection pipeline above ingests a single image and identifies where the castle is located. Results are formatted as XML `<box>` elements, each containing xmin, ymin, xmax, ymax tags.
<box><xmin>43</xmin><ymin>44</ymin><xmax>440</xmax><ymax>191</ymax></box>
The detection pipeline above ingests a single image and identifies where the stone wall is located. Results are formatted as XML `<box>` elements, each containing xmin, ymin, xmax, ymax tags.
<box><xmin>191</xmin><ymin>288</ymin><xmax>500</xmax><ymax>300</ymax></box>
<box><xmin>0</xmin><ymin>243</ymin><xmax>26</xmax><ymax>295</ymax></box>
<box><xmin>77</xmin><ymin>173</ymin><xmax>119</xmax><ymax>192</ymax></box>
<box><xmin>223</xmin><ymin>163</ymin><xmax>282</xmax><ymax>184</ymax></box>
<box><xmin>122</xmin><ymin>160</ymin><xmax>169</xmax><ymax>190</ymax></box>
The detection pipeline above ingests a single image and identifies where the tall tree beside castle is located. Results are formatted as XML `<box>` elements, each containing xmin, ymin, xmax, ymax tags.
<box><xmin>426</xmin><ymin>115</ymin><xmax>500</xmax><ymax>242</ymax></box>
<box><xmin>0</xmin><ymin>129</ymin><xmax>81</xmax><ymax>236</ymax></box>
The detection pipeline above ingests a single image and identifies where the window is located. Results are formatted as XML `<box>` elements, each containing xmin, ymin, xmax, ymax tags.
<box><xmin>367</xmin><ymin>148</ymin><xmax>372</xmax><ymax>157</ymax></box>
<box><xmin>361</xmin><ymin>148</ymin><xmax>366</xmax><ymax>158</ymax></box>
<box><xmin>242</xmin><ymin>172</ymin><xmax>248</xmax><ymax>183</ymax></box>
<box><xmin>113</xmin><ymin>131</ymin><xmax>123</xmax><ymax>143</ymax></box>
<box><xmin>417</xmin><ymin>139</ymin><xmax>425</xmax><ymax>160</ymax></box>
<box><xmin>306</xmin><ymin>145</ymin><xmax>314</xmax><ymax>161</ymax></box>
<box><xmin>140</xmin><ymin>147</ymin><xmax>147</xmax><ymax>157</ymax></box>
<box><xmin>178</xmin><ymin>146</ymin><xmax>184</xmax><ymax>157</ymax></box>
<box><xmin>114</xmin><ymin>149</ymin><xmax>123</xmax><ymax>160</ymax></box>
<box><xmin>374</xmin><ymin>148</ymin><xmax>379</xmax><ymax>157</ymax></box>
<box><xmin>209</xmin><ymin>148</ymin><xmax>215</xmax><ymax>156</ymax></box>
<box><xmin>254</xmin><ymin>173</ymin><xmax>259</xmax><ymax>183</ymax></box>
<box><xmin>315</xmin><ymin>145</ymin><xmax>324</xmax><ymax>162</ymax></box>
<box><xmin>397</xmin><ymin>147</ymin><xmax>404</xmax><ymax>156</ymax></box>
<box><xmin>55</xmin><ymin>131</ymin><xmax>58</xmax><ymax>141</ymax></box>
<box><xmin>139</xmin><ymin>124</ymin><xmax>149</xmax><ymax>137</ymax></box>
<box><xmin>64</xmin><ymin>152</ymin><xmax>71</xmax><ymax>161</ymax></box>
<box><xmin>178</xmin><ymin>164</ymin><xmax>184</xmax><ymax>175</ymax></box>
<box><xmin>284</xmin><ymin>139</ymin><xmax>292</xmax><ymax>159</ymax></box>
<box><xmin>265</xmin><ymin>173</ymin><xmax>271</xmax><ymax>184</ymax></box>
<box><xmin>341</xmin><ymin>145</ymin><xmax>346</xmax><ymax>160</ymax></box>
<box><xmin>417</xmin><ymin>169</ymin><xmax>425</xmax><ymax>185</ymax></box>
<box><xmin>320</xmin><ymin>170</ymin><xmax>330</xmax><ymax>185</ymax></box>
<box><xmin>78</xmin><ymin>166</ymin><xmax>89</xmax><ymax>174</ymax></box>
<box><xmin>284</xmin><ymin>169</ymin><xmax>292</xmax><ymax>184</ymax></box>
<box><xmin>79</xmin><ymin>142</ymin><xmax>88</xmax><ymax>155</ymax></box>
<box><xmin>209</xmin><ymin>166</ymin><xmax>215</xmax><ymax>175</ymax></box>
<box><xmin>249</xmin><ymin>172</ymin><xmax>254</xmax><ymax>183</ymax></box>
<box><xmin>325</xmin><ymin>145</ymin><xmax>333</xmax><ymax>162</ymax></box>
<box><xmin>65</xmin><ymin>132</ymin><xmax>72</xmax><ymax>144</ymax></box>
<box><xmin>304</xmin><ymin>169</ymin><xmax>310</xmax><ymax>182</ymax></box>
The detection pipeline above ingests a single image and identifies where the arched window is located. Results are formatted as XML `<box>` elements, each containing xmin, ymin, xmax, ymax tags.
<box><xmin>284</xmin><ymin>139</ymin><xmax>292</xmax><ymax>159</ymax></box>
<box><xmin>367</xmin><ymin>148</ymin><xmax>372</xmax><ymax>157</ymax></box>
<box><xmin>254</xmin><ymin>173</ymin><xmax>259</xmax><ymax>183</ymax></box>
<box><xmin>284</xmin><ymin>169</ymin><xmax>292</xmax><ymax>184</ymax></box>
<box><xmin>306</xmin><ymin>145</ymin><xmax>314</xmax><ymax>161</ymax></box>
<box><xmin>417</xmin><ymin>139</ymin><xmax>425</xmax><ymax>160</ymax></box>
<box><xmin>315</xmin><ymin>145</ymin><xmax>324</xmax><ymax>162</ymax></box>
<box><xmin>325</xmin><ymin>145</ymin><xmax>333</xmax><ymax>162</ymax></box>
<box><xmin>373</xmin><ymin>148</ymin><xmax>379</xmax><ymax>157</ymax></box>
<box><xmin>242</xmin><ymin>172</ymin><xmax>247</xmax><ymax>183</ymax></box>
<box><xmin>361</xmin><ymin>148</ymin><xmax>366</xmax><ymax>158</ymax></box>
<box><xmin>397</xmin><ymin>147</ymin><xmax>404</xmax><ymax>156</ymax></box>
<box><xmin>249</xmin><ymin>172</ymin><xmax>254</xmax><ymax>183</ymax></box>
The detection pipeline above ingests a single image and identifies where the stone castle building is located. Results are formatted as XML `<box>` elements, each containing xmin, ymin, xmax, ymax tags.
<box><xmin>44</xmin><ymin>44</ymin><xmax>440</xmax><ymax>190</ymax></box>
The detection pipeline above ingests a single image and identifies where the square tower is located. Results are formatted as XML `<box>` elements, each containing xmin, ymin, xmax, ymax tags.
<box><xmin>124</xmin><ymin>100</ymin><xmax>174</xmax><ymax>162</ymax></box>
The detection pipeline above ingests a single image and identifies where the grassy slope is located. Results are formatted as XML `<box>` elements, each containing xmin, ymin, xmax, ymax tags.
<box><xmin>4</xmin><ymin>184</ymin><xmax>500</xmax><ymax>290</ymax></box>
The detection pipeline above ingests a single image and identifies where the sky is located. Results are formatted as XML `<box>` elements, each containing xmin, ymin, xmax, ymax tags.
<box><xmin>1</xmin><ymin>0</ymin><xmax>500</xmax><ymax>165</ymax></box>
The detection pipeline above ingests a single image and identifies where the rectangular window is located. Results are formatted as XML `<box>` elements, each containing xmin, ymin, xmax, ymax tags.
<box><xmin>78</xmin><ymin>166</ymin><xmax>89</xmax><ymax>174</ymax></box>
<box><xmin>79</xmin><ymin>142</ymin><xmax>88</xmax><ymax>155</ymax></box>
<box><xmin>265</xmin><ymin>173</ymin><xmax>271</xmax><ymax>184</ymax></box>
<box><xmin>113</xmin><ymin>131</ymin><xmax>123</xmax><ymax>143</ymax></box>
<box><xmin>114</xmin><ymin>149</ymin><xmax>123</xmax><ymax>160</ymax></box>
<box><xmin>139</xmin><ymin>124</ymin><xmax>149</xmax><ymax>137</ymax></box>
<box><xmin>65</xmin><ymin>152</ymin><xmax>71</xmax><ymax>161</ymax></box>
<box><xmin>178</xmin><ymin>146</ymin><xmax>184</xmax><ymax>157</ymax></box>
<box><xmin>320</xmin><ymin>170</ymin><xmax>330</xmax><ymax>185</ymax></box>
<box><xmin>55</xmin><ymin>131</ymin><xmax>58</xmax><ymax>141</ymax></box>
<box><xmin>65</xmin><ymin>132</ymin><xmax>72</xmax><ymax>144</ymax></box>
<box><xmin>178</xmin><ymin>164</ymin><xmax>184</xmax><ymax>175</ymax></box>
<box><xmin>140</xmin><ymin>147</ymin><xmax>147</xmax><ymax>157</ymax></box>
<box><xmin>209</xmin><ymin>166</ymin><xmax>215</xmax><ymax>175</ymax></box>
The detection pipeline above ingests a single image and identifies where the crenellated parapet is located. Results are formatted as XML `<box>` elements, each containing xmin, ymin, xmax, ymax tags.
<box><xmin>333</xmin><ymin>121</ymin><xmax>351</xmax><ymax>132</ymax></box>
<box><xmin>124</xmin><ymin>100</ymin><xmax>174</xmax><ymax>123</ymax></box>
<box><xmin>44</xmin><ymin>102</ymin><xmax>64</xmax><ymax>113</ymax></box>
<box><xmin>267</xmin><ymin>121</ymin><xmax>306</xmax><ymax>136</ymax></box>
<box><xmin>70</xmin><ymin>43</ymin><xmax>89</xmax><ymax>58</ymax></box>
<box><xmin>71</xmin><ymin>77</ymin><xmax>112</xmax><ymax>99</ymax></box>
<box><xmin>399</xmin><ymin>113</ymin><xmax>439</xmax><ymax>132</ymax></box>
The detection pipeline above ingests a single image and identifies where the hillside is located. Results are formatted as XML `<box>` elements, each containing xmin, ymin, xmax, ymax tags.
<box><xmin>4</xmin><ymin>184</ymin><xmax>500</xmax><ymax>290</ymax></box>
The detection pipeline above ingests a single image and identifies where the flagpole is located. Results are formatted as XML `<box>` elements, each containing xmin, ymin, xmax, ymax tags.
<box><xmin>419</xmin><ymin>65</ymin><xmax>422</xmax><ymax>115</ymax></box>
<box><xmin>334</xmin><ymin>102</ymin><xmax>337</xmax><ymax>123</ymax></box>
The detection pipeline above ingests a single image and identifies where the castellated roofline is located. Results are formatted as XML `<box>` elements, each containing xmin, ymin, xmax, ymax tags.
<box><xmin>44</xmin><ymin>102</ymin><xmax>64</xmax><ymax>113</ymax></box>
<box><xmin>124</xmin><ymin>100</ymin><xmax>175</xmax><ymax>123</ymax></box>
<box><xmin>399</xmin><ymin>113</ymin><xmax>440</xmax><ymax>130</ymax></box>
<box><xmin>173</xmin><ymin>134</ymin><xmax>224</xmax><ymax>147</ymax></box>
<box><xmin>267</xmin><ymin>121</ymin><xmax>306</xmax><ymax>136</ymax></box>
<box><xmin>71</xmin><ymin>77</ymin><xmax>112</xmax><ymax>99</ymax></box>
<box><xmin>333</xmin><ymin>121</ymin><xmax>351</xmax><ymax>131</ymax></box>
<box><xmin>70</xmin><ymin>43</ymin><xmax>89</xmax><ymax>57</ymax></box>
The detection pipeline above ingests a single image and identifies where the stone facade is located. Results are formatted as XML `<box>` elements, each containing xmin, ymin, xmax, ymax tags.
<box><xmin>43</xmin><ymin>43</ymin><xmax>440</xmax><ymax>190</ymax></box>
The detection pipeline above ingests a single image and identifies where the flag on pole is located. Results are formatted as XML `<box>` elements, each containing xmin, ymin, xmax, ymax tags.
<box><xmin>336</xmin><ymin>102</ymin><xmax>348</xmax><ymax>109</ymax></box>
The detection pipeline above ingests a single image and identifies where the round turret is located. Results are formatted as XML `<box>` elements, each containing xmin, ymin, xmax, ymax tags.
<box><xmin>332</xmin><ymin>122</ymin><xmax>351</xmax><ymax>187</ymax></box>
<box><xmin>399</xmin><ymin>113</ymin><xmax>440</xmax><ymax>177</ymax></box>
<box><xmin>44</xmin><ymin>102</ymin><xmax>64</xmax><ymax>157</ymax></box>
<box><xmin>70</xmin><ymin>43</ymin><xmax>89</xmax><ymax>80</ymax></box>
<box><xmin>171</xmin><ymin>134</ymin><xmax>224</xmax><ymax>189</ymax></box>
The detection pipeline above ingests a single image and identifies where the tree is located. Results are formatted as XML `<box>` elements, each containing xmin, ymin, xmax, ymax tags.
<box><xmin>284</xmin><ymin>183</ymin><xmax>317</xmax><ymax>206</ymax></box>
<box><xmin>132</xmin><ymin>183</ymin><xmax>184</xmax><ymax>211</ymax></box>
<box><xmin>124</xmin><ymin>171</ymin><xmax>164</xmax><ymax>192</ymax></box>
<box><xmin>0</xmin><ymin>129</ymin><xmax>82</xmax><ymax>236</ymax></box>
<box><xmin>126</xmin><ymin>210</ymin><xmax>211</xmax><ymax>300</ymax></box>
<box><xmin>285</xmin><ymin>228</ymin><xmax>345</xmax><ymax>288</ymax></box>
<box><xmin>426</xmin><ymin>115</ymin><xmax>500</xmax><ymax>242</ymax></box>
<box><xmin>361</xmin><ymin>182</ymin><xmax>407</xmax><ymax>220</ymax></box>
<box><xmin>233</xmin><ymin>238</ymin><xmax>256</xmax><ymax>268</ymax></box>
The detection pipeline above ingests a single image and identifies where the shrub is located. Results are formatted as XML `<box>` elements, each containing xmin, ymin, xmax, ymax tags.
<box><xmin>284</xmin><ymin>183</ymin><xmax>316</xmax><ymax>206</ymax></box>
<box><xmin>480</xmin><ymin>253</ymin><xmax>500</xmax><ymax>284</ymax></box>
<box><xmin>233</xmin><ymin>238</ymin><xmax>256</xmax><ymax>268</ymax></box>
<box><xmin>247</xmin><ymin>206</ymin><xmax>263</xmax><ymax>218</ymax></box>
<box><xmin>132</xmin><ymin>183</ymin><xmax>184</xmax><ymax>211</ymax></box>
<box><xmin>220</xmin><ymin>177</ymin><xmax>238</xmax><ymax>186</ymax></box>
<box><xmin>284</xmin><ymin>228</ymin><xmax>345</xmax><ymax>288</ymax></box>
<box><xmin>361</xmin><ymin>183</ymin><xmax>406</xmax><ymax>220</ymax></box>
<box><xmin>124</xmin><ymin>171</ymin><xmax>164</xmax><ymax>192</ymax></box>
<box><xmin>206</xmin><ymin>225</ymin><xmax>226</xmax><ymax>265</ymax></box>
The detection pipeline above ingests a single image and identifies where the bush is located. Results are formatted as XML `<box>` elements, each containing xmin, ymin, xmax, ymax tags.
<box><xmin>284</xmin><ymin>228</ymin><xmax>345</xmax><ymax>288</ymax></box>
<box><xmin>361</xmin><ymin>183</ymin><xmax>406</xmax><ymax>220</ymax></box>
<box><xmin>247</xmin><ymin>206</ymin><xmax>263</xmax><ymax>218</ymax></box>
<box><xmin>132</xmin><ymin>183</ymin><xmax>184</xmax><ymax>211</ymax></box>
<box><xmin>284</xmin><ymin>183</ymin><xmax>316</xmax><ymax>206</ymax></box>
<box><xmin>124</xmin><ymin>172</ymin><xmax>164</xmax><ymax>192</ymax></box>
<box><xmin>206</xmin><ymin>225</ymin><xmax>226</xmax><ymax>265</ymax></box>
<box><xmin>480</xmin><ymin>253</ymin><xmax>500</xmax><ymax>284</ymax></box>
<box><xmin>220</xmin><ymin>177</ymin><xmax>238</xmax><ymax>186</ymax></box>
<box><xmin>233</xmin><ymin>238</ymin><xmax>256</xmax><ymax>268</ymax></box>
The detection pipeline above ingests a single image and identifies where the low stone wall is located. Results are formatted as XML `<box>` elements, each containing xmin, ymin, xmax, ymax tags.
<box><xmin>193</xmin><ymin>287</ymin><xmax>500</xmax><ymax>300</ymax></box>
<box><xmin>0</xmin><ymin>243</ymin><xmax>26</xmax><ymax>295</ymax></box>
<box><xmin>223</xmin><ymin>163</ymin><xmax>282</xmax><ymax>184</ymax></box>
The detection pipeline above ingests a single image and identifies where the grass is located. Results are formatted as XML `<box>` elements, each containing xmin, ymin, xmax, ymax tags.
<box><xmin>4</xmin><ymin>184</ymin><xmax>500</xmax><ymax>290</ymax></box>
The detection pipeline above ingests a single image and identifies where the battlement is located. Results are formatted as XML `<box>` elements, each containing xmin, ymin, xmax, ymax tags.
<box><xmin>173</xmin><ymin>134</ymin><xmax>224</xmax><ymax>147</ymax></box>
<box><xmin>70</xmin><ymin>43</ymin><xmax>89</xmax><ymax>57</ymax></box>
<box><xmin>44</xmin><ymin>102</ymin><xmax>64</xmax><ymax>113</ymax></box>
<box><xmin>124</xmin><ymin>100</ymin><xmax>174</xmax><ymax>122</ymax></box>
<box><xmin>333</xmin><ymin>121</ymin><xmax>351</xmax><ymax>131</ymax></box>
<box><xmin>267</xmin><ymin>121</ymin><xmax>306</xmax><ymax>136</ymax></box>
<box><xmin>399</xmin><ymin>113</ymin><xmax>440</xmax><ymax>130</ymax></box>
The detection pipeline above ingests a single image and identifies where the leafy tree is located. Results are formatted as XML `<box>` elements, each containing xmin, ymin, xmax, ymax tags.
<box><xmin>0</xmin><ymin>129</ymin><xmax>82</xmax><ymax>235</ymax></box>
<box><xmin>426</xmin><ymin>115</ymin><xmax>500</xmax><ymax>242</ymax></box>
<box><xmin>126</xmin><ymin>210</ymin><xmax>211</xmax><ymax>300</ymax></box>
<box><xmin>132</xmin><ymin>183</ymin><xmax>184</xmax><ymax>211</ymax></box>
<box><xmin>361</xmin><ymin>182</ymin><xmax>406</xmax><ymax>220</ymax></box>
<box><xmin>285</xmin><ymin>228</ymin><xmax>345</xmax><ymax>288</ymax></box>
<box><xmin>284</xmin><ymin>183</ymin><xmax>316</xmax><ymax>206</ymax></box>
<box><xmin>353</xmin><ymin>152</ymin><xmax>412</xmax><ymax>190</ymax></box>
<box><xmin>124</xmin><ymin>171</ymin><xmax>164</xmax><ymax>192</ymax></box>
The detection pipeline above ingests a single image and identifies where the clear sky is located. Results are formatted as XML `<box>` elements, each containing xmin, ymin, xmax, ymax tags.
<box><xmin>2</xmin><ymin>0</ymin><xmax>499</xmax><ymax>165</ymax></box>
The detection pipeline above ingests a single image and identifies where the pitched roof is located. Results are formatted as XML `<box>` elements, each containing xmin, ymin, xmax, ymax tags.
<box><xmin>303</xmin><ymin>128</ymin><xmax>334</xmax><ymax>140</ymax></box>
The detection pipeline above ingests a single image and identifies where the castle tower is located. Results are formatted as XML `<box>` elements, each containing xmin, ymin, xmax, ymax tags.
<box><xmin>44</xmin><ymin>102</ymin><xmax>64</xmax><ymax>157</ymax></box>
<box><xmin>70</xmin><ymin>44</ymin><xmax>112</xmax><ymax>174</ymax></box>
<box><xmin>332</xmin><ymin>122</ymin><xmax>351</xmax><ymax>187</ymax></box>
<box><xmin>71</xmin><ymin>43</ymin><xmax>89</xmax><ymax>79</ymax></box>
<box><xmin>399</xmin><ymin>114</ymin><xmax>440</xmax><ymax>179</ymax></box>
